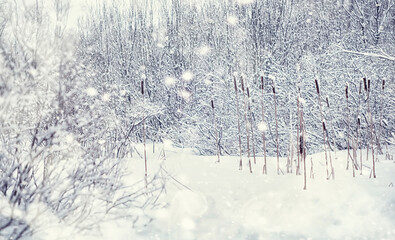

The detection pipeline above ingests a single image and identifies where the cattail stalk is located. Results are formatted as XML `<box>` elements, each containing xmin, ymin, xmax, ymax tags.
<box><xmin>300</xmin><ymin>105</ymin><xmax>307</xmax><ymax>189</ymax></box>
<box><xmin>287</xmin><ymin>101</ymin><xmax>294</xmax><ymax>173</ymax></box>
<box><xmin>142</xmin><ymin>80</ymin><xmax>148</xmax><ymax>185</ymax></box>
<box><xmin>296</xmin><ymin>88</ymin><xmax>301</xmax><ymax>175</ymax></box>
<box><xmin>241</xmin><ymin>77</ymin><xmax>252</xmax><ymax>173</ymax></box>
<box><xmin>272</xmin><ymin>81</ymin><xmax>280</xmax><ymax>175</ymax></box>
<box><xmin>345</xmin><ymin>84</ymin><xmax>351</xmax><ymax>170</ymax></box>
<box><xmin>315</xmin><ymin>79</ymin><xmax>334</xmax><ymax>180</ymax></box>
<box><xmin>211</xmin><ymin>99</ymin><xmax>220</xmax><ymax>163</ymax></box>
<box><xmin>247</xmin><ymin>87</ymin><xmax>257</xmax><ymax>165</ymax></box>
<box><xmin>234</xmin><ymin>77</ymin><xmax>243</xmax><ymax>170</ymax></box>
<box><xmin>357</xmin><ymin>81</ymin><xmax>363</xmax><ymax>174</ymax></box>
<box><xmin>260</xmin><ymin>77</ymin><xmax>267</xmax><ymax>174</ymax></box>
<box><xmin>363</xmin><ymin>78</ymin><xmax>370</xmax><ymax>163</ymax></box>
<box><xmin>376</xmin><ymin>79</ymin><xmax>385</xmax><ymax>158</ymax></box>
<box><xmin>364</xmin><ymin>78</ymin><xmax>376</xmax><ymax>178</ymax></box>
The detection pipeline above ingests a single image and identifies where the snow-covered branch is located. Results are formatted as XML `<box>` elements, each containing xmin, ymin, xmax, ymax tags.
<box><xmin>341</xmin><ymin>49</ymin><xmax>395</xmax><ymax>62</ymax></box>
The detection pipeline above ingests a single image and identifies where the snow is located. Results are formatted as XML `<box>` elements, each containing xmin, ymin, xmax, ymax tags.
<box><xmin>72</xmin><ymin>143</ymin><xmax>394</xmax><ymax>240</ymax></box>
<box><xmin>236</xmin><ymin>0</ymin><xmax>255</xmax><ymax>5</ymax></box>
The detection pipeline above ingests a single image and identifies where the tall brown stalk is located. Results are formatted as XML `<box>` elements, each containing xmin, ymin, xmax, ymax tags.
<box><xmin>260</xmin><ymin>77</ymin><xmax>267</xmax><ymax>174</ymax></box>
<box><xmin>357</xmin><ymin>81</ymin><xmax>363</xmax><ymax>174</ymax></box>
<box><xmin>346</xmin><ymin>84</ymin><xmax>356</xmax><ymax>177</ymax></box>
<box><xmin>247</xmin><ymin>87</ymin><xmax>257</xmax><ymax>165</ymax></box>
<box><xmin>299</xmin><ymin>103</ymin><xmax>307</xmax><ymax>190</ymax></box>
<box><xmin>345</xmin><ymin>84</ymin><xmax>351</xmax><ymax>170</ymax></box>
<box><xmin>241</xmin><ymin>77</ymin><xmax>252</xmax><ymax>173</ymax></box>
<box><xmin>234</xmin><ymin>77</ymin><xmax>243</xmax><ymax>170</ymax></box>
<box><xmin>376</xmin><ymin>79</ymin><xmax>385</xmax><ymax>158</ymax></box>
<box><xmin>296</xmin><ymin>88</ymin><xmax>301</xmax><ymax>175</ymax></box>
<box><xmin>211</xmin><ymin>99</ymin><xmax>220</xmax><ymax>163</ymax></box>
<box><xmin>364</xmin><ymin>78</ymin><xmax>376</xmax><ymax>178</ymax></box>
<box><xmin>315</xmin><ymin>79</ymin><xmax>334</xmax><ymax>180</ymax></box>
<box><xmin>272</xmin><ymin>80</ymin><xmax>280</xmax><ymax>175</ymax></box>
<box><xmin>142</xmin><ymin>80</ymin><xmax>148</xmax><ymax>185</ymax></box>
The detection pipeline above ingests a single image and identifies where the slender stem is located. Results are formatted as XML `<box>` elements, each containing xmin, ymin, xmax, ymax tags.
<box><xmin>272</xmin><ymin>82</ymin><xmax>280</xmax><ymax>175</ymax></box>
<box><xmin>260</xmin><ymin>77</ymin><xmax>267</xmax><ymax>174</ymax></box>
<box><xmin>142</xmin><ymin>81</ymin><xmax>148</xmax><ymax>186</ymax></box>
<box><xmin>211</xmin><ymin>100</ymin><xmax>220</xmax><ymax>163</ymax></box>
<box><xmin>234</xmin><ymin>77</ymin><xmax>243</xmax><ymax>170</ymax></box>
<box><xmin>241</xmin><ymin>77</ymin><xmax>252</xmax><ymax>173</ymax></box>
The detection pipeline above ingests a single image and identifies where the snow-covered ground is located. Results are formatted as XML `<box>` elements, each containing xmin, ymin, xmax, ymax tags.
<box><xmin>57</xmin><ymin>143</ymin><xmax>395</xmax><ymax>240</ymax></box>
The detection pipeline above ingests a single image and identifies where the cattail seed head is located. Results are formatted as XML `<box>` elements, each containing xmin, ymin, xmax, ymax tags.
<box><xmin>359</xmin><ymin>81</ymin><xmax>362</xmax><ymax>94</ymax></box>
<box><xmin>247</xmin><ymin>87</ymin><xmax>250</xmax><ymax>98</ymax></box>
<box><xmin>233</xmin><ymin>77</ymin><xmax>238</xmax><ymax>92</ymax></box>
<box><xmin>345</xmin><ymin>85</ymin><xmax>349</xmax><ymax>99</ymax></box>
<box><xmin>368</xmin><ymin>79</ymin><xmax>371</xmax><ymax>92</ymax></box>
<box><xmin>141</xmin><ymin>80</ymin><xmax>144</xmax><ymax>95</ymax></box>
<box><xmin>241</xmin><ymin>77</ymin><xmax>245</xmax><ymax>92</ymax></box>
<box><xmin>211</xmin><ymin>99</ymin><xmax>214</xmax><ymax>109</ymax></box>
<box><xmin>272</xmin><ymin>86</ymin><xmax>276</xmax><ymax>94</ymax></box>
<box><xmin>299</xmin><ymin>136</ymin><xmax>304</xmax><ymax>154</ymax></box>
<box><xmin>363</xmin><ymin>77</ymin><xmax>367</xmax><ymax>92</ymax></box>
<box><xmin>322</xmin><ymin>122</ymin><xmax>326</xmax><ymax>131</ymax></box>
<box><xmin>382</xmin><ymin>79</ymin><xmax>385</xmax><ymax>90</ymax></box>
<box><xmin>315</xmin><ymin>79</ymin><xmax>320</xmax><ymax>94</ymax></box>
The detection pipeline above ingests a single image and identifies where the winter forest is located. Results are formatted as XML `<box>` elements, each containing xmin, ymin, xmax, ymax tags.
<box><xmin>0</xmin><ymin>0</ymin><xmax>394</xmax><ymax>239</ymax></box>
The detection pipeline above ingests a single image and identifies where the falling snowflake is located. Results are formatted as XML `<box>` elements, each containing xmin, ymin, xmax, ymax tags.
<box><xmin>258</xmin><ymin>122</ymin><xmax>268</xmax><ymax>132</ymax></box>
<box><xmin>204</xmin><ymin>79</ymin><xmax>212</xmax><ymax>85</ymax></box>
<box><xmin>101</xmin><ymin>93</ymin><xmax>111</xmax><ymax>102</ymax></box>
<box><xmin>182</xmin><ymin>70</ymin><xmax>194</xmax><ymax>82</ymax></box>
<box><xmin>165</xmin><ymin>76</ymin><xmax>177</xmax><ymax>87</ymax></box>
<box><xmin>268</xmin><ymin>74</ymin><xmax>276</xmax><ymax>81</ymax></box>
<box><xmin>236</xmin><ymin>0</ymin><xmax>254</xmax><ymax>5</ymax></box>
<box><xmin>178</xmin><ymin>89</ymin><xmax>191</xmax><ymax>101</ymax></box>
<box><xmin>65</xmin><ymin>134</ymin><xmax>74</xmax><ymax>144</ymax></box>
<box><xmin>227</xmin><ymin>15</ymin><xmax>238</xmax><ymax>26</ymax></box>
<box><xmin>298</xmin><ymin>97</ymin><xmax>306</xmax><ymax>105</ymax></box>
<box><xmin>197</xmin><ymin>45</ymin><xmax>211</xmax><ymax>56</ymax></box>
<box><xmin>86</xmin><ymin>87</ymin><xmax>98</xmax><ymax>97</ymax></box>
